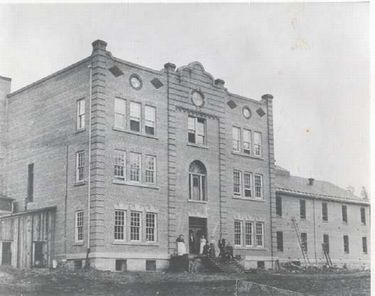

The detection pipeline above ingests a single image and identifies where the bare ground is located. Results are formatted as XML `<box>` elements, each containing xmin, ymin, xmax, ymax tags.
<box><xmin>0</xmin><ymin>266</ymin><xmax>370</xmax><ymax>296</ymax></box>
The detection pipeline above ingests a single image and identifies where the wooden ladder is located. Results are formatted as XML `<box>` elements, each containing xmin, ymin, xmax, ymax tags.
<box><xmin>291</xmin><ymin>217</ymin><xmax>310</xmax><ymax>265</ymax></box>
<box><xmin>322</xmin><ymin>243</ymin><xmax>333</xmax><ymax>266</ymax></box>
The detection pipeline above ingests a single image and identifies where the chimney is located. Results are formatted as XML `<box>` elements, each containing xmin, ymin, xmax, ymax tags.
<box><xmin>308</xmin><ymin>178</ymin><xmax>314</xmax><ymax>186</ymax></box>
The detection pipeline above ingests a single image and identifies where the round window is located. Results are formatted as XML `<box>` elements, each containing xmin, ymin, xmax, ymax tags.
<box><xmin>242</xmin><ymin>106</ymin><xmax>251</xmax><ymax>119</ymax></box>
<box><xmin>129</xmin><ymin>74</ymin><xmax>142</xmax><ymax>90</ymax></box>
<box><xmin>191</xmin><ymin>91</ymin><xmax>204</xmax><ymax>107</ymax></box>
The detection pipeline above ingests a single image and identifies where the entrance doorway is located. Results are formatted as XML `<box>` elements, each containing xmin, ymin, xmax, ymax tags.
<box><xmin>188</xmin><ymin>217</ymin><xmax>207</xmax><ymax>255</ymax></box>
<box><xmin>33</xmin><ymin>241</ymin><xmax>47</xmax><ymax>267</ymax></box>
<box><xmin>1</xmin><ymin>242</ymin><xmax>11</xmax><ymax>265</ymax></box>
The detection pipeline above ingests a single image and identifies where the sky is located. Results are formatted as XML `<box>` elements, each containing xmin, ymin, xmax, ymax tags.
<box><xmin>0</xmin><ymin>3</ymin><xmax>370</xmax><ymax>195</ymax></box>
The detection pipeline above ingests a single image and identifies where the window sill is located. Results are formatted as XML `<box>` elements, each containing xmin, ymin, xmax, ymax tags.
<box><xmin>187</xmin><ymin>143</ymin><xmax>209</xmax><ymax>150</ymax></box>
<box><xmin>231</xmin><ymin>151</ymin><xmax>264</xmax><ymax>160</ymax></box>
<box><xmin>113</xmin><ymin>127</ymin><xmax>158</xmax><ymax>140</ymax></box>
<box><xmin>232</xmin><ymin>196</ymin><xmax>265</xmax><ymax>202</ymax></box>
<box><xmin>112</xmin><ymin>241</ymin><xmax>159</xmax><ymax>246</ymax></box>
<box><xmin>112</xmin><ymin>179</ymin><xmax>159</xmax><ymax>190</ymax></box>
<box><xmin>75</xmin><ymin>128</ymin><xmax>86</xmax><ymax>135</ymax></box>
<box><xmin>234</xmin><ymin>246</ymin><xmax>266</xmax><ymax>250</ymax></box>
<box><xmin>188</xmin><ymin>200</ymin><xmax>208</xmax><ymax>204</ymax></box>
<box><xmin>74</xmin><ymin>181</ymin><xmax>87</xmax><ymax>187</ymax></box>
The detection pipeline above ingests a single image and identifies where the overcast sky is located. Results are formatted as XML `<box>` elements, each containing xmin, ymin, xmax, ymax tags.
<box><xmin>0</xmin><ymin>3</ymin><xmax>369</xmax><ymax>195</ymax></box>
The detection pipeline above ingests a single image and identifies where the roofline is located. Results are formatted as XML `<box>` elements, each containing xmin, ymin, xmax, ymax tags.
<box><xmin>225</xmin><ymin>90</ymin><xmax>263</xmax><ymax>105</ymax></box>
<box><xmin>111</xmin><ymin>56</ymin><xmax>163</xmax><ymax>76</ymax></box>
<box><xmin>0</xmin><ymin>206</ymin><xmax>56</xmax><ymax>219</ymax></box>
<box><xmin>7</xmin><ymin>57</ymin><xmax>91</xmax><ymax>98</ymax></box>
<box><xmin>0</xmin><ymin>75</ymin><xmax>11</xmax><ymax>81</ymax></box>
<box><xmin>276</xmin><ymin>188</ymin><xmax>370</xmax><ymax>206</ymax></box>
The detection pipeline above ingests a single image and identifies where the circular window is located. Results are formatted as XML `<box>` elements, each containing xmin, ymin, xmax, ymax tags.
<box><xmin>242</xmin><ymin>106</ymin><xmax>251</xmax><ymax>119</ymax></box>
<box><xmin>191</xmin><ymin>90</ymin><xmax>204</xmax><ymax>107</ymax></box>
<box><xmin>129</xmin><ymin>74</ymin><xmax>142</xmax><ymax>90</ymax></box>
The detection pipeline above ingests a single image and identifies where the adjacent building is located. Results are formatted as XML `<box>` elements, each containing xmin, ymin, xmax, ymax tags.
<box><xmin>0</xmin><ymin>40</ymin><xmax>369</xmax><ymax>271</ymax></box>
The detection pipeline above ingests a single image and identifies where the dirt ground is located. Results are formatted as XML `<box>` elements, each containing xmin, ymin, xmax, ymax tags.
<box><xmin>0</xmin><ymin>266</ymin><xmax>370</xmax><ymax>296</ymax></box>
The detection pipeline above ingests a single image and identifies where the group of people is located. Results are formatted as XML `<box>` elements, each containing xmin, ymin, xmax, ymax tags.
<box><xmin>176</xmin><ymin>232</ymin><xmax>234</xmax><ymax>262</ymax></box>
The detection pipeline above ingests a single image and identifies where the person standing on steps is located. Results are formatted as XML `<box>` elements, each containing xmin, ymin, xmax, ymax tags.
<box><xmin>199</xmin><ymin>235</ymin><xmax>207</xmax><ymax>255</ymax></box>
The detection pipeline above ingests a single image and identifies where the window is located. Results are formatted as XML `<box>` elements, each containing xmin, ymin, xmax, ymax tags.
<box><xmin>253</xmin><ymin>132</ymin><xmax>262</xmax><ymax>157</ymax></box>
<box><xmin>146</xmin><ymin>260</ymin><xmax>156</xmax><ymax>271</ymax></box>
<box><xmin>144</xmin><ymin>155</ymin><xmax>156</xmax><ymax>184</ymax></box>
<box><xmin>232</xmin><ymin>126</ymin><xmax>241</xmax><ymax>152</ymax></box>
<box><xmin>188</xmin><ymin>116</ymin><xmax>206</xmax><ymax>145</ymax></box>
<box><xmin>243</xmin><ymin>172</ymin><xmax>252</xmax><ymax>198</ymax></box>
<box><xmin>360</xmin><ymin>207</ymin><xmax>366</xmax><ymax>225</ymax></box>
<box><xmin>145</xmin><ymin>106</ymin><xmax>156</xmax><ymax>135</ymax></box>
<box><xmin>255</xmin><ymin>222</ymin><xmax>264</xmax><ymax>247</ymax></box>
<box><xmin>343</xmin><ymin>235</ymin><xmax>349</xmax><ymax>254</ymax></box>
<box><xmin>362</xmin><ymin>237</ymin><xmax>367</xmax><ymax>254</ymax></box>
<box><xmin>276</xmin><ymin>196</ymin><xmax>282</xmax><ymax>216</ymax></box>
<box><xmin>130</xmin><ymin>212</ymin><xmax>141</xmax><ymax>241</ymax></box>
<box><xmin>76</xmin><ymin>98</ymin><xmax>85</xmax><ymax>130</ymax></box>
<box><xmin>114</xmin><ymin>210</ymin><xmax>125</xmax><ymax>241</ymax></box>
<box><xmin>145</xmin><ymin>213</ymin><xmax>156</xmax><ymax>242</ymax></box>
<box><xmin>233</xmin><ymin>170</ymin><xmax>241</xmax><ymax>196</ymax></box>
<box><xmin>75</xmin><ymin>211</ymin><xmax>83</xmax><ymax>243</ymax></box>
<box><xmin>130</xmin><ymin>102</ymin><xmax>141</xmax><ymax>132</ymax></box>
<box><xmin>276</xmin><ymin>231</ymin><xmax>283</xmax><ymax>251</ymax></box>
<box><xmin>129</xmin><ymin>152</ymin><xmax>141</xmax><ymax>182</ymax></box>
<box><xmin>300</xmin><ymin>200</ymin><xmax>306</xmax><ymax>219</ymax></box>
<box><xmin>114</xmin><ymin>98</ymin><xmax>126</xmax><ymax>129</ymax></box>
<box><xmin>245</xmin><ymin>222</ymin><xmax>253</xmax><ymax>246</ymax></box>
<box><xmin>234</xmin><ymin>221</ymin><xmax>242</xmax><ymax>246</ymax></box>
<box><xmin>189</xmin><ymin>161</ymin><xmax>207</xmax><ymax>201</ymax></box>
<box><xmin>342</xmin><ymin>205</ymin><xmax>348</xmax><ymax>223</ymax></box>
<box><xmin>322</xmin><ymin>202</ymin><xmax>328</xmax><ymax>221</ymax></box>
<box><xmin>76</xmin><ymin>151</ymin><xmax>85</xmax><ymax>182</ymax></box>
<box><xmin>243</xmin><ymin>129</ymin><xmax>251</xmax><ymax>154</ymax></box>
<box><xmin>114</xmin><ymin>150</ymin><xmax>126</xmax><ymax>180</ymax></box>
<box><xmin>323</xmin><ymin>234</ymin><xmax>329</xmax><ymax>254</ymax></box>
<box><xmin>254</xmin><ymin>174</ymin><xmax>263</xmax><ymax>199</ymax></box>
<box><xmin>115</xmin><ymin>259</ymin><xmax>127</xmax><ymax>272</ymax></box>
<box><xmin>27</xmin><ymin>163</ymin><xmax>34</xmax><ymax>202</ymax></box>
<box><xmin>301</xmin><ymin>233</ymin><xmax>307</xmax><ymax>252</ymax></box>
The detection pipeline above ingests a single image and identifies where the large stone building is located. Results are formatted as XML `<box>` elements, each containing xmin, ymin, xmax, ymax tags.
<box><xmin>0</xmin><ymin>40</ymin><xmax>369</xmax><ymax>271</ymax></box>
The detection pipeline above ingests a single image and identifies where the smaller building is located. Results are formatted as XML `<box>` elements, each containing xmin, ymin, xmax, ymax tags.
<box><xmin>0</xmin><ymin>196</ymin><xmax>56</xmax><ymax>269</ymax></box>
<box><xmin>273</xmin><ymin>166</ymin><xmax>370</xmax><ymax>269</ymax></box>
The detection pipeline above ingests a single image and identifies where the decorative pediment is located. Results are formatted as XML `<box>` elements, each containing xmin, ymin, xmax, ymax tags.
<box><xmin>177</xmin><ymin>61</ymin><xmax>215</xmax><ymax>85</ymax></box>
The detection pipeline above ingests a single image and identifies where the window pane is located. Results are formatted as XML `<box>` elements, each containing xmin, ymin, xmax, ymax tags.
<box><xmin>322</xmin><ymin>203</ymin><xmax>328</xmax><ymax>221</ymax></box>
<box><xmin>244</xmin><ymin>172</ymin><xmax>252</xmax><ymax>198</ymax></box>
<box><xmin>243</xmin><ymin>129</ymin><xmax>251</xmax><ymax>154</ymax></box>
<box><xmin>76</xmin><ymin>151</ymin><xmax>85</xmax><ymax>182</ymax></box>
<box><xmin>255</xmin><ymin>222</ymin><xmax>264</xmax><ymax>247</ymax></box>
<box><xmin>145</xmin><ymin>156</ymin><xmax>156</xmax><ymax>184</ymax></box>
<box><xmin>234</xmin><ymin>221</ymin><xmax>242</xmax><ymax>246</ymax></box>
<box><xmin>130</xmin><ymin>212</ymin><xmax>141</xmax><ymax>241</ymax></box>
<box><xmin>245</xmin><ymin>222</ymin><xmax>253</xmax><ymax>246</ymax></box>
<box><xmin>146</xmin><ymin>213</ymin><xmax>156</xmax><ymax>242</ymax></box>
<box><xmin>254</xmin><ymin>174</ymin><xmax>263</xmax><ymax>198</ymax></box>
<box><xmin>232</xmin><ymin>127</ymin><xmax>241</xmax><ymax>151</ymax></box>
<box><xmin>129</xmin><ymin>153</ymin><xmax>141</xmax><ymax>182</ymax></box>
<box><xmin>360</xmin><ymin>208</ymin><xmax>366</xmax><ymax>224</ymax></box>
<box><xmin>114</xmin><ymin>210</ymin><xmax>125</xmax><ymax>240</ymax></box>
<box><xmin>276</xmin><ymin>196</ymin><xmax>282</xmax><ymax>216</ymax></box>
<box><xmin>253</xmin><ymin>132</ymin><xmax>262</xmax><ymax>156</ymax></box>
<box><xmin>342</xmin><ymin>205</ymin><xmax>347</xmax><ymax>222</ymax></box>
<box><xmin>233</xmin><ymin>170</ymin><xmax>241</xmax><ymax>195</ymax></box>
<box><xmin>76</xmin><ymin>211</ymin><xmax>84</xmax><ymax>242</ymax></box>
<box><xmin>130</xmin><ymin>102</ymin><xmax>141</xmax><ymax>132</ymax></box>
<box><xmin>277</xmin><ymin>231</ymin><xmax>283</xmax><ymax>251</ymax></box>
<box><xmin>300</xmin><ymin>200</ymin><xmax>306</xmax><ymax>219</ymax></box>
<box><xmin>362</xmin><ymin>237</ymin><xmax>367</xmax><ymax>253</ymax></box>
<box><xmin>145</xmin><ymin>106</ymin><xmax>156</xmax><ymax>135</ymax></box>
<box><xmin>114</xmin><ymin>151</ymin><xmax>125</xmax><ymax>179</ymax></box>
<box><xmin>114</xmin><ymin>98</ymin><xmax>126</xmax><ymax>129</ymax></box>
<box><xmin>301</xmin><ymin>233</ymin><xmax>307</xmax><ymax>252</ymax></box>
<box><xmin>77</xmin><ymin>99</ymin><xmax>85</xmax><ymax>130</ymax></box>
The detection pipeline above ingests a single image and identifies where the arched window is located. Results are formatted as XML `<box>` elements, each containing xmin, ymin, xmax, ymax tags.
<box><xmin>189</xmin><ymin>161</ymin><xmax>207</xmax><ymax>201</ymax></box>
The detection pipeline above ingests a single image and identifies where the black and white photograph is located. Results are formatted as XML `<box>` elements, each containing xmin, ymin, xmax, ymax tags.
<box><xmin>0</xmin><ymin>2</ymin><xmax>371</xmax><ymax>295</ymax></box>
